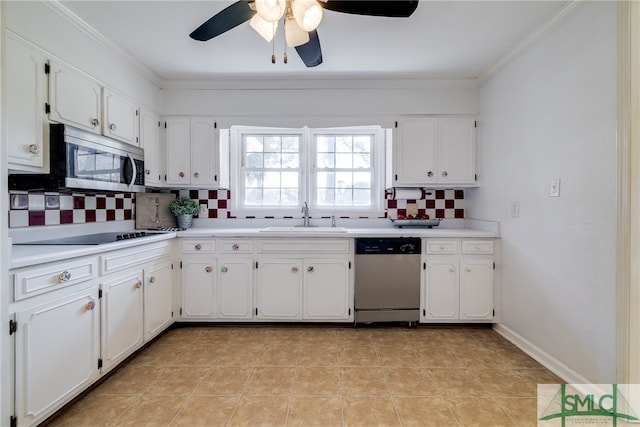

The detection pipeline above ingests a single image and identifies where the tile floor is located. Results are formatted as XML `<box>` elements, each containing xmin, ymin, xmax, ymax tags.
<box><xmin>44</xmin><ymin>325</ymin><xmax>563</xmax><ymax>427</ymax></box>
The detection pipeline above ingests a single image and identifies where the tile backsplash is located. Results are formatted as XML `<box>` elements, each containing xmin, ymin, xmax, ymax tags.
<box><xmin>8</xmin><ymin>188</ymin><xmax>464</xmax><ymax>228</ymax></box>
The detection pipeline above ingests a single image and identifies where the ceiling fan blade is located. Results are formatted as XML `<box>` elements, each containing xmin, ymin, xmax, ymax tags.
<box><xmin>190</xmin><ymin>1</ymin><xmax>254</xmax><ymax>41</ymax></box>
<box><xmin>322</xmin><ymin>1</ymin><xmax>418</xmax><ymax>17</ymax></box>
<box><xmin>295</xmin><ymin>30</ymin><xmax>323</xmax><ymax>67</ymax></box>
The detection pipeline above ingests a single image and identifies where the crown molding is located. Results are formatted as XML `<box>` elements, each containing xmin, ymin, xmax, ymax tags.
<box><xmin>43</xmin><ymin>0</ymin><xmax>164</xmax><ymax>89</ymax></box>
<box><xmin>478</xmin><ymin>0</ymin><xmax>590</xmax><ymax>85</ymax></box>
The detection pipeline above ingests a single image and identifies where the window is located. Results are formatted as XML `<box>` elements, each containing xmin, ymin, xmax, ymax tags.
<box><xmin>231</xmin><ymin>125</ymin><xmax>385</xmax><ymax>215</ymax></box>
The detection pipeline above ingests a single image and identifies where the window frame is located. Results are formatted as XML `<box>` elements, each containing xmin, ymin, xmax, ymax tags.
<box><xmin>230</xmin><ymin>125</ymin><xmax>385</xmax><ymax>217</ymax></box>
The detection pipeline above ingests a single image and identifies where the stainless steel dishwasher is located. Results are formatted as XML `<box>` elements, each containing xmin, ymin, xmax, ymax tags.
<box><xmin>354</xmin><ymin>237</ymin><xmax>421</xmax><ymax>326</ymax></box>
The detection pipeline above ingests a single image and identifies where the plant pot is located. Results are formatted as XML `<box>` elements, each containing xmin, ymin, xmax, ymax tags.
<box><xmin>176</xmin><ymin>214</ymin><xmax>193</xmax><ymax>229</ymax></box>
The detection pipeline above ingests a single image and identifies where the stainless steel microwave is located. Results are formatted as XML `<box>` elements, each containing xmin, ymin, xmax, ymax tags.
<box><xmin>9</xmin><ymin>124</ymin><xmax>145</xmax><ymax>193</ymax></box>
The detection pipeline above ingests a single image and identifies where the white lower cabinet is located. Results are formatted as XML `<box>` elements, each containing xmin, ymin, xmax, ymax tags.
<box><xmin>256</xmin><ymin>259</ymin><xmax>303</xmax><ymax>320</ymax></box>
<box><xmin>181</xmin><ymin>259</ymin><xmax>217</xmax><ymax>319</ymax></box>
<box><xmin>302</xmin><ymin>259</ymin><xmax>351</xmax><ymax>320</ymax></box>
<box><xmin>422</xmin><ymin>239</ymin><xmax>496</xmax><ymax>323</ymax></box>
<box><xmin>144</xmin><ymin>261</ymin><xmax>174</xmax><ymax>341</ymax></box>
<box><xmin>14</xmin><ymin>285</ymin><xmax>101</xmax><ymax>427</ymax></box>
<box><xmin>218</xmin><ymin>259</ymin><xmax>254</xmax><ymax>319</ymax></box>
<box><xmin>100</xmin><ymin>270</ymin><xmax>144</xmax><ymax>374</ymax></box>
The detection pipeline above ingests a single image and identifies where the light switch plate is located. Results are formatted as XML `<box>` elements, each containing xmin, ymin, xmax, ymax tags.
<box><xmin>549</xmin><ymin>179</ymin><xmax>561</xmax><ymax>197</ymax></box>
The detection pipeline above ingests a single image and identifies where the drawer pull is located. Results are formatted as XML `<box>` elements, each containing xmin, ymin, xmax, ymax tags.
<box><xmin>149</xmin><ymin>276</ymin><xmax>156</xmax><ymax>284</ymax></box>
<box><xmin>179</xmin><ymin>171</ymin><xmax>185</xmax><ymax>178</ymax></box>
<box><xmin>439</xmin><ymin>245</ymin><xmax>445</xmax><ymax>250</ymax></box>
<box><xmin>109</xmin><ymin>123</ymin><xmax>117</xmax><ymax>131</ymax></box>
<box><xmin>427</xmin><ymin>171</ymin><xmax>433</xmax><ymax>177</ymax></box>
<box><xmin>91</xmin><ymin>118</ymin><xmax>100</xmax><ymax>127</ymax></box>
<box><xmin>85</xmin><ymin>300</ymin><xmax>96</xmax><ymax>311</ymax></box>
<box><xmin>449</xmin><ymin>267</ymin><xmax>455</xmax><ymax>273</ymax></box>
<box><xmin>291</xmin><ymin>266</ymin><xmax>299</xmax><ymax>273</ymax></box>
<box><xmin>232</xmin><ymin>243</ymin><xmax>240</xmax><ymax>251</ymax></box>
<box><xmin>28</xmin><ymin>144</ymin><xmax>41</xmax><ymax>155</ymax></box>
<box><xmin>465</xmin><ymin>267</ymin><xmax>471</xmax><ymax>272</ymax></box>
<box><xmin>206</xmin><ymin>266</ymin><xmax>213</xmax><ymax>273</ymax></box>
<box><xmin>442</xmin><ymin>171</ymin><xmax>448</xmax><ymax>177</ymax></box>
<box><xmin>194</xmin><ymin>172</ymin><xmax>199</xmax><ymax>178</ymax></box>
<box><xmin>220</xmin><ymin>266</ymin><xmax>228</xmax><ymax>273</ymax></box>
<box><xmin>194</xmin><ymin>244</ymin><xmax>202</xmax><ymax>251</ymax></box>
<box><xmin>59</xmin><ymin>271</ymin><xmax>71</xmax><ymax>282</ymax></box>
<box><xmin>135</xmin><ymin>281</ymin><xmax>142</xmax><ymax>289</ymax></box>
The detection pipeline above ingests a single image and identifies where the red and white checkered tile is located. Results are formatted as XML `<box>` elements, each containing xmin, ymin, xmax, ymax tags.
<box><xmin>386</xmin><ymin>189</ymin><xmax>465</xmax><ymax>219</ymax></box>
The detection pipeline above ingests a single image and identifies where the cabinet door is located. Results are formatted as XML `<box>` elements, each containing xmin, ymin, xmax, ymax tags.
<box><xmin>164</xmin><ymin>117</ymin><xmax>191</xmax><ymax>185</ymax></box>
<box><xmin>101</xmin><ymin>271</ymin><xmax>144</xmax><ymax>373</ymax></box>
<box><xmin>181</xmin><ymin>259</ymin><xmax>217</xmax><ymax>319</ymax></box>
<box><xmin>140</xmin><ymin>108</ymin><xmax>162</xmax><ymax>187</ymax></box>
<box><xmin>424</xmin><ymin>256</ymin><xmax>459</xmax><ymax>320</ymax></box>
<box><xmin>303</xmin><ymin>258</ymin><xmax>351</xmax><ymax>320</ymax></box>
<box><xmin>437</xmin><ymin>118</ymin><xmax>476</xmax><ymax>184</ymax></box>
<box><xmin>48</xmin><ymin>60</ymin><xmax>102</xmax><ymax>134</ymax></box>
<box><xmin>15</xmin><ymin>287</ymin><xmax>100</xmax><ymax>427</ymax></box>
<box><xmin>218</xmin><ymin>259</ymin><xmax>253</xmax><ymax>319</ymax></box>
<box><xmin>6</xmin><ymin>33</ymin><xmax>48</xmax><ymax>171</ymax></box>
<box><xmin>144</xmin><ymin>261</ymin><xmax>173</xmax><ymax>341</ymax></box>
<box><xmin>103</xmin><ymin>88</ymin><xmax>139</xmax><ymax>146</ymax></box>
<box><xmin>459</xmin><ymin>258</ymin><xmax>493</xmax><ymax>320</ymax></box>
<box><xmin>190</xmin><ymin>118</ymin><xmax>218</xmax><ymax>186</ymax></box>
<box><xmin>393</xmin><ymin>118</ymin><xmax>437</xmax><ymax>186</ymax></box>
<box><xmin>256</xmin><ymin>259</ymin><xmax>303</xmax><ymax>320</ymax></box>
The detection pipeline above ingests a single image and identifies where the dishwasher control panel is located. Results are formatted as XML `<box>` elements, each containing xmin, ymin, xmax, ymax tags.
<box><xmin>355</xmin><ymin>238</ymin><xmax>421</xmax><ymax>255</ymax></box>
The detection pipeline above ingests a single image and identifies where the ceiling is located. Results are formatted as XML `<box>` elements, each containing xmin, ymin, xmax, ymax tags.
<box><xmin>59</xmin><ymin>0</ymin><xmax>569</xmax><ymax>82</ymax></box>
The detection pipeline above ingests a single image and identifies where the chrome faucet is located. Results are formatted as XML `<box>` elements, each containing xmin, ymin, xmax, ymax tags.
<box><xmin>302</xmin><ymin>202</ymin><xmax>310</xmax><ymax>227</ymax></box>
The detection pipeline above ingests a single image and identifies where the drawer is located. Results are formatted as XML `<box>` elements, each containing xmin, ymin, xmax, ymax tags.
<box><xmin>462</xmin><ymin>240</ymin><xmax>494</xmax><ymax>255</ymax></box>
<box><xmin>101</xmin><ymin>241</ymin><xmax>172</xmax><ymax>275</ymax></box>
<box><xmin>425</xmin><ymin>240</ymin><xmax>459</xmax><ymax>254</ymax></box>
<box><xmin>258</xmin><ymin>239</ymin><xmax>350</xmax><ymax>254</ymax></box>
<box><xmin>182</xmin><ymin>239</ymin><xmax>216</xmax><ymax>254</ymax></box>
<box><xmin>14</xmin><ymin>256</ymin><xmax>98</xmax><ymax>301</ymax></box>
<box><xmin>219</xmin><ymin>239</ymin><xmax>253</xmax><ymax>254</ymax></box>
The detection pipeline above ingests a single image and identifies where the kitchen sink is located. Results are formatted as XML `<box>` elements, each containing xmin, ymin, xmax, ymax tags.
<box><xmin>259</xmin><ymin>226</ymin><xmax>347</xmax><ymax>233</ymax></box>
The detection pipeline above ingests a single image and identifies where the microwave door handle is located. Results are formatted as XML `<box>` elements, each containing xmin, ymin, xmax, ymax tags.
<box><xmin>127</xmin><ymin>153</ymin><xmax>137</xmax><ymax>188</ymax></box>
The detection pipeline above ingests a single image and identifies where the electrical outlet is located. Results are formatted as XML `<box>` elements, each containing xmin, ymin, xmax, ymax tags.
<box><xmin>199</xmin><ymin>204</ymin><xmax>208</xmax><ymax>216</ymax></box>
<box><xmin>549</xmin><ymin>179</ymin><xmax>560</xmax><ymax>197</ymax></box>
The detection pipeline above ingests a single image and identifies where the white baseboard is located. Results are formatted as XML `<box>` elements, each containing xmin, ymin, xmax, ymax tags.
<box><xmin>493</xmin><ymin>323</ymin><xmax>593</xmax><ymax>384</ymax></box>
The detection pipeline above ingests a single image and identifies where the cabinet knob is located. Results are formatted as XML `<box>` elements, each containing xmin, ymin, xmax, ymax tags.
<box><xmin>91</xmin><ymin>118</ymin><xmax>100</xmax><ymax>127</ymax></box>
<box><xmin>449</xmin><ymin>267</ymin><xmax>455</xmax><ymax>272</ymax></box>
<box><xmin>232</xmin><ymin>243</ymin><xmax>239</xmax><ymax>251</ymax></box>
<box><xmin>307</xmin><ymin>266</ymin><xmax>314</xmax><ymax>273</ymax></box>
<box><xmin>206</xmin><ymin>266</ymin><xmax>213</xmax><ymax>273</ymax></box>
<box><xmin>109</xmin><ymin>123</ymin><xmax>117</xmax><ymax>131</ymax></box>
<box><xmin>194</xmin><ymin>172</ymin><xmax>199</xmax><ymax>178</ymax></box>
<box><xmin>439</xmin><ymin>245</ymin><xmax>445</xmax><ymax>250</ymax></box>
<box><xmin>59</xmin><ymin>270</ymin><xmax>71</xmax><ymax>282</ymax></box>
<box><xmin>427</xmin><ymin>171</ymin><xmax>433</xmax><ymax>177</ymax></box>
<box><xmin>291</xmin><ymin>266</ymin><xmax>299</xmax><ymax>273</ymax></box>
<box><xmin>220</xmin><ymin>266</ymin><xmax>228</xmax><ymax>273</ymax></box>
<box><xmin>465</xmin><ymin>266</ymin><xmax>471</xmax><ymax>272</ymax></box>
<box><xmin>442</xmin><ymin>171</ymin><xmax>448</xmax><ymax>177</ymax></box>
<box><xmin>145</xmin><ymin>169</ymin><xmax>151</xmax><ymax>175</ymax></box>
<box><xmin>28</xmin><ymin>144</ymin><xmax>41</xmax><ymax>155</ymax></box>
<box><xmin>179</xmin><ymin>172</ymin><xmax>185</xmax><ymax>178</ymax></box>
<box><xmin>149</xmin><ymin>276</ymin><xmax>156</xmax><ymax>284</ymax></box>
<box><xmin>85</xmin><ymin>300</ymin><xmax>96</xmax><ymax>311</ymax></box>
<box><xmin>135</xmin><ymin>281</ymin><xmax>142</xmax><ymax>289</ymax></box>
<box><xmin>194</xmin><ymin>244</ymin><xmax>202</xmax><ymax>251</ymax></box>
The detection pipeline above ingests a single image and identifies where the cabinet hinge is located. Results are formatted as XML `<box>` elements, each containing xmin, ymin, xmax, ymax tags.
<box><xmin>394</xmin><ymin>174</ymin><xmax>398</xmax><ymax>181</ymax></box>
<box><xmin>423</xmin><ymin>309</ymin><xmax>426</xmax><ymax>316</ymax></box>
<box><xmin>136</xmin><ymin>137</ymin><xmax>139</xmax><ymax>143</ymax></box>
<box><xmin>9</xmin><ymin>320</ymin><xmax>17</xmax><ymax>335</ymax></box>
<box><xmin>214</xmin><ymin>122</ymin><xmax>217</xmax><ymax>129</ymax></box>
<box><xmin>164</xmin><ymin>122</ymin><xmax>167</xmax><ymax>129</ymax></box>
<box><xmin>44</xmin><ymin>62</ymin><xmax>50</xmax><ymax>74</ymax></box>
<box><xmin>45</xmin><ymin>102</ymin><xmax>50</xmax><ymax>114</ymax></box>
<box><xmin>492</xmin><ymin>309</ymin><xmax>495</xmax><ymax>317</ymax></box>
<box><xmin>180</xmin><ymin>307</ymin><xmax>183</xmax><ymax>315</ymax></box>
<box><xmin>157</xmin><ymin>121</ymin><xmax>161</xmax><ymax>127</ymax></box>
<box><xmin>98</xmin><ymin>358</ymin><xmax>103</xmax><ymax>369</ymax></box>
<box><xmin>493</xmin><ymin>262</ymin><xmax>496</xmax><ymax>270</ymax></box>
<box><xmin>395</xmin><ymin>121</ymin><xmax>398</xmax><ymax>128</ymax></box>
<box><xmin>423</xmin><ymin>262</ymin><xmax>426</xmax><ymax>270</ymax></box>
<box><xmin>348</xmin><ymin>261</ymin><xmax>352</xmax><ymax>269</ymax></box>
<box><xmin>98</xmin><ymin>289</ymin><xmax>103</xmax><ymax>299</ymax></box>
<box><xmin>136</xmin><ymin>110</ymin><xmax>139</xmax><ymax>116</ymax></box>
<box><xmin>348</xmin><ymin>308</ymin><xmax>351</xmax><ymax>316</ymax></box>
<box><xmin>171</xmin><ymin>263</ymin><xmax>174</xmax><ymax>270</ymax></box>
<box><xmin>180</xmin><ymin>261</ymin><xmax>183</xmax><ymax>269</ymax></box>
<box><xmin>475</xmin><ymin>174</ymin><xmax>478</xmax><ymax>181</ymax></box>
<box><xmin>474</xmin><ymin>120</ymin><xmax>477</xmax><ymax>128</ymax></box>
<box><xmin>255</xmin><ymin>261</ymin><xmax>259</xmax><ymax>269</ymax></box>
<box><xmin>171</xmin><ymin>311</ymin><xmax>174</xmax><ymax>317</ymax></box>
<box><xmin>255</xmin><ymin>308</ymin><xmax>258</xmax><ymax>316</ymax></box>
<box><xmin>214</xmin><ymin>174</ymin><xmax>218</xmax><ymax>182</ymax></box>
<box><xmin>10</xmin><ymin>415</ymin><xmax>17</xmax><ymax>427</ymax></box>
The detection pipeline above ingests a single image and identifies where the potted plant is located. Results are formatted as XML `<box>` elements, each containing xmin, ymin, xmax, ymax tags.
<box><xmin>169</xmin><ymin>197</ymin><xmax>199</xmax><ymax>229</ymax></box>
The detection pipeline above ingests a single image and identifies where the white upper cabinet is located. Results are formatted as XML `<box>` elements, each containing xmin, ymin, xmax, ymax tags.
<box><xmin>48</xmin><ymin>59</ymin><xmax>102</xmax><ymax>134</ymax></box>
<box><xmin>164</xmin><ymin>117</ymin><xmax>218</xmax><ymax>187</ymax></box>
<box><xmin>5</xmin><ymin>33</ymin><xmax>49</xmax><ymax>171</ymax></box>
<box><xmin>393</xmin><ymin>117</ymin><xmax>476</xmax><ymax>187</ymax></box>
<box><xmin>139</xmin><ymin>108</ymin><xmax>162</xmax><ymax>187</ymax></box>
<box><xmin>103</xmin><ymin>88</ymin><xmax>139</xmax><ymax>146</ymax></box>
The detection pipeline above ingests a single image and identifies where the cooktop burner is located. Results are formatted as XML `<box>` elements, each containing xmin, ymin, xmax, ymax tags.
<box><xmin>15</xmin><ymin>231</ymin><xmax>168</xmax><ymax>245</ymax></box>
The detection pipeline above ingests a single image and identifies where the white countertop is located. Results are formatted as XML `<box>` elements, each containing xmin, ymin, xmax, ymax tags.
<box><xmin>10</xmin><ymin>220</ymin><xmax>499</xmax><ymax>269</ymax></box>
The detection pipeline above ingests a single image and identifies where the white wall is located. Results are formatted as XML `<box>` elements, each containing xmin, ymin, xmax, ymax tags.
<box><xmin>466</xmin><ymin>2</ymin><xmax>617</xmax><ymax>383</ymax></box>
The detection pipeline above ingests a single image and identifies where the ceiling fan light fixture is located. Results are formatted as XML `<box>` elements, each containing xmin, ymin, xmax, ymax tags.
<box><xmin>284</xmin><ymin>17</ymin><xmax>309</xmax><ymax>47</ymax></box>
<box><xmin>250</xmin><ymin>14</ymin><xmax>278</xmax><ymax>41</ymax></box>
<box><xmin>292</xmin><ymin>0</ymin><xmax>323</xmax><ymax>32</ymax></box>
<box><xmin>255</xmin><ymin>0</ymin><xmax>286</xmax><ymax>22</ymax></box>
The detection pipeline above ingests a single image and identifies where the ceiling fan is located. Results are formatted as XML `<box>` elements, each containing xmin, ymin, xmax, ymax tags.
<box><xmin>189</xmin><ymin>0</ymin><xmax>419</xmax><ymax>67</ymax></box>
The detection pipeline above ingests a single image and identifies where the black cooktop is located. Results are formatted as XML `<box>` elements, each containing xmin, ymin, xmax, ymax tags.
<box><xmin>15</xmin><ymin>231</ymin><xmax>162</xmax><ymax>245</ymax></box>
